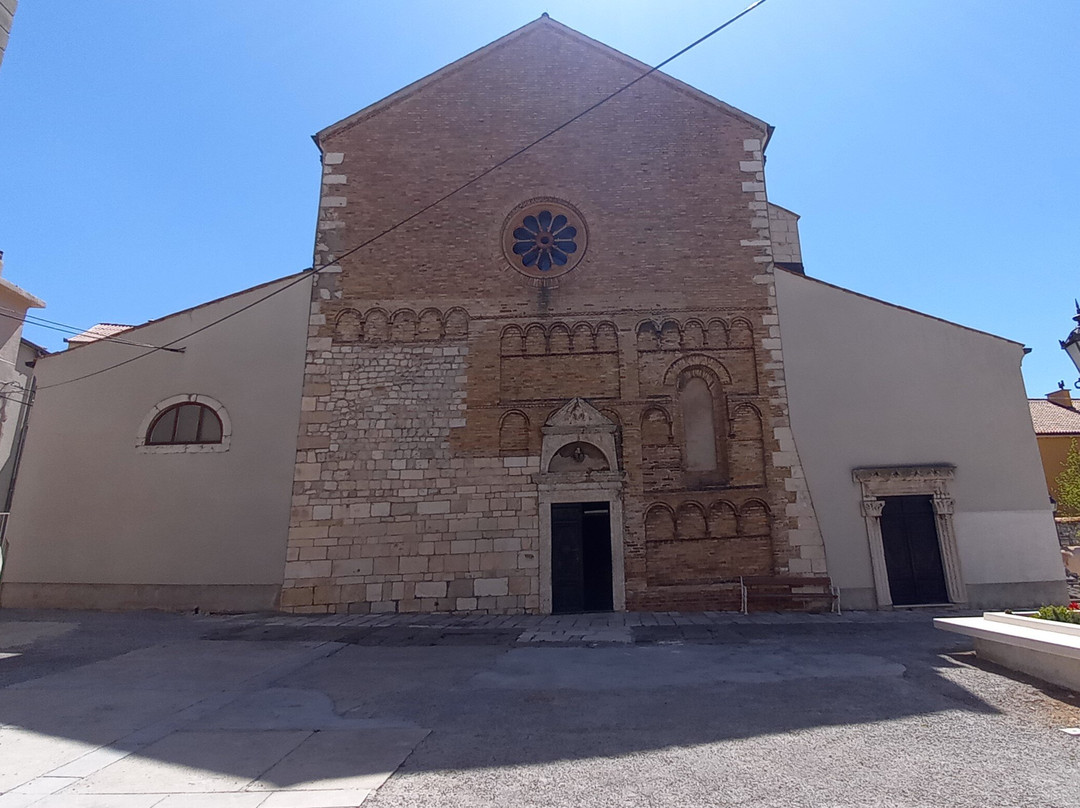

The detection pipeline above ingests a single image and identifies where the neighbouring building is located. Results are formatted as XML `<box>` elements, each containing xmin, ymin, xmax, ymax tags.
<box><xmin>1029</xmin><ymin>389</ymin><xmax>1080</xmax><ymax>506</ymax></box>
<box><xmin>0</xmin><ymin>18</ymin><xmax>1066</xmax><ymax>614</ymax></box>
<box><xmin>0</xmin><ymin>252</ymin><xmax>44</xmax><ymax>512</ymax></box>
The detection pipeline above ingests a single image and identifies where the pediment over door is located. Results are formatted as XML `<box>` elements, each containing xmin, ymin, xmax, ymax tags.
<box><xmin>540</xmin><ymin>398</ymin><xmax>620</xmax><ymax>475</ymax></box>
<box><xmin>545</xmin><ymin>397</ymin><xmax>614</xmax><ymax>431</ymax></box>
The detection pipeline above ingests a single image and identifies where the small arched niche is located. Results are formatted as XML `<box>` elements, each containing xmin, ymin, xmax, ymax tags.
<box><xmin>498</xmin><ymin>411</ymin><xmax>530</xmax><ymax>454</ymax></box>
<box><xmin>636</xmin><ymin>322</ymin><xmax>659</xmax><ymax>352</ymax></box>
<box><xmin>548</xmin><ymin>441</ymin><xmax>610</xmax><ymax>473</ymax></box>
<box><xmin>444</xmin><ymin>308</ymin><xmax>469</xmax><ymax>338</ymax></box>
<box><xmin>645</xmin><ymin>504</ymin><xmax>676</xmax><ymax>542</ymax></box>
<box><xmin>365</xmin><ymin>309</ymin><xmax>390</xmax><ymax>342</ymax></box>
<box><xmin>641</xmin><ymin>407</ymin><xmax>673</xmax><ymax>446</ymax></box>
<box><xmin>417</xmin><ymin>308</ymin><xmax>443</xmax><ymax>341</ymax></box>
<box><xmin>334</xmin><ymin>309</ymin><xmax>363</xmax><ymax>343</ymax></box>
<box><xmin>501</xmin><ymin>325</ymin><xmax>524</xmax><ymax>356</ymax></box>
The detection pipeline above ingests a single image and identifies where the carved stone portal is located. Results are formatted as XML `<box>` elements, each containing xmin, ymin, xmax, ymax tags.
<box><xmin>537</xmin><ymin>398</ymin><xmax>625</xmax><ymax>614</ymax></box>
<box><xmin>852</xmin><ymin>465</ymin><xmax>966</xmax><ymax>607</ymax></box>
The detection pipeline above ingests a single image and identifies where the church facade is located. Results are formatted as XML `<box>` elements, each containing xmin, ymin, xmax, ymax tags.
<box><xmin>0</xmin><ymin>18</ymin><xmax>1066</xmax><ymax>614</ymax></box>
<box><xmin>283</xmin><ymin>18</ymin><xmax>829</xmax><ymax>615</ymax></box>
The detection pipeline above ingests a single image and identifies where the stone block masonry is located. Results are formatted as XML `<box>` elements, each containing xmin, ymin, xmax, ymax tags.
<box><xmin>284</xmin><ymin>341</ymin><xmax>541</xmax><ymax>614</ymax></box>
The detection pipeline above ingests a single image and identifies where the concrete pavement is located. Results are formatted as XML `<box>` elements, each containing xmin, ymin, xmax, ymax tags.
<box><xmin>0</xmin><ymin>609</ymin><xmax>1076</xmax><ymax>807</ymax></box>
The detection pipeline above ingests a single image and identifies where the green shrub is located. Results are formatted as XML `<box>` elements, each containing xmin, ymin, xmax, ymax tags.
<box><xmin>1031</xmin><ymin>605</ymin><xmax>1080</xmax><ymax>624</ymax></box>
<box><xmin>1054</xmin><ymin>439</ymin><xmax>1080</xmax><ymax>517</ymax></box>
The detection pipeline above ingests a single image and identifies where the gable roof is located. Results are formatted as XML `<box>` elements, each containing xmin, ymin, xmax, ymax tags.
<box><xmin>315</xmin><ymin>15</ymin><xmax>772</xmax><ymax>146</ymax></box>
<box><xmin>65</xmin><ymin>323</ymin><xmax>134</xmax><ymax>347</ymax></box>
<box><xmin>1029</xmin><ymin>399</ymin><xmax>1080</xmax><ymax>435</ymax></box>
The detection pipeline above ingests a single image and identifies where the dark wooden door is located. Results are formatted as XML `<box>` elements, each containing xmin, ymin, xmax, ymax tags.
<box><xmin>880</xmin><ymin>495</ymin><xmax>948</xmax><ymax>605</ymax></box>
<box><xmin>551</xmin><ymin>502</ymin><xmax>613</xmax><ymax>614</ymax></box>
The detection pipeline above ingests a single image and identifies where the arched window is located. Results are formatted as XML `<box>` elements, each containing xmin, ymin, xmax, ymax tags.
<box><xmin>147</xmin><ymin>403</ymin><xmax>223</xmax><ymax>445</ymax></box>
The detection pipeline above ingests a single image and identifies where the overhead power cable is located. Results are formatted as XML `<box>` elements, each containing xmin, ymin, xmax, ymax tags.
<box><xmin>38</xmin><ymin>0</ymin><xmax>769</xmax><ymax>392</ymax></box>
<box><xmin>0</xmin><ymin>309</ymin><xmax>185</xmax><ymax>353</ymax></box>
<box><xmin>0</xmin><ymin>391</ymin><xmax>33</xmax><ymax>407</ymax></box>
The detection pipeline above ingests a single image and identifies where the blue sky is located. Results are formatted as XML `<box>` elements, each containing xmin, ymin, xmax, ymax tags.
<box><xmin>0</xmin><ymin>1</ymin><xmax>1077</xmax><ymax>395</ymax></box>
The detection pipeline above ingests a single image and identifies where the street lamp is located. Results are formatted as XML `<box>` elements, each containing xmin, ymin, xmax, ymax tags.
<box><xmin>1062</xmin><ymin>301</ymin><xmax>1080</xmax><ymax>389</ymax></box>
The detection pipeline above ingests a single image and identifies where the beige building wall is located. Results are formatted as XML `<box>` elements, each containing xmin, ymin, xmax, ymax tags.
<box><xmin>0</xmin><ymin>263</ymin><xmax>45</xmax><ymax>512</ymax></box>
<box><xmin>0</xmin><ymin>273</ymin><xmax>312</xmax><ymax>611</ymax></box>
<box><xmin>775</xmin><ymin>269</ymin><xmax>1066</xmax><ymax>609</ymax></box>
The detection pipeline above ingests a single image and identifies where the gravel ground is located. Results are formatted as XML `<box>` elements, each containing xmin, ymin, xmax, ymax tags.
<box><xmin>273</xmin><ymin>618</ymin><xmax>1080</xmax><ymax>808</ymax></box>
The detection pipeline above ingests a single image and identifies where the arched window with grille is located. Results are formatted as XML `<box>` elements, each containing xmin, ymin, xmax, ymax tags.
<box><xmin>138</xmin><ymin>395</ymin><xmax>231</xmax><ymax>453</ymax></box>
<box><xmin>147</xmin><ymin>402</ymin><xmax>223</xmax><ymax>445</ymax></box>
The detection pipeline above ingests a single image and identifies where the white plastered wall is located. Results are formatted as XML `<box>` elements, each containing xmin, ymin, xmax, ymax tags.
<box><xmin>774</xmin><ymin>269</ymin><xmax>1065</xmax><ymax>609</ymax></box>
<box><xmin>0</xmin><ymin>274</ymin><xmax>312</xmax><ymax>611</ymax></box>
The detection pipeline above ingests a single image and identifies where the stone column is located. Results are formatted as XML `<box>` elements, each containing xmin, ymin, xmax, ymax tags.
<box><xmin>932</xmin><ymin>494</ymin><xmax>968</xmax><ymax>604</ymax></box>
<box><xmin>860</xmin><ymin>497</ymin><xmax>890</xmax><ymax>607</ymax></box>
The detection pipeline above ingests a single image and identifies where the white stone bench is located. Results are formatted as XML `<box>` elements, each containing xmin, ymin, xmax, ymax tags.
<box><xmin>935</xmin><ymin>612</ymin><xmax>1080</xmax><ymax>693</ymax></box>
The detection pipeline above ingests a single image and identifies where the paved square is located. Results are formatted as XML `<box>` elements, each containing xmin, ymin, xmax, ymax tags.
<box><xmin>0</xmin><ymin>609</ymin><xmax>1077</xmax><ymax>807</ymax></box>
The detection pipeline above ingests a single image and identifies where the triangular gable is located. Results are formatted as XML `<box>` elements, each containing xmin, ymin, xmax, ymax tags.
<box><xmin>545</xmin><ymin>397</ymin><xmax>614</xmax><ymax>430</ymax></box>
<box><xmin>315</xmin><ymin>15</ymin><xmax>771</xmax><ymax>146</ymax></box>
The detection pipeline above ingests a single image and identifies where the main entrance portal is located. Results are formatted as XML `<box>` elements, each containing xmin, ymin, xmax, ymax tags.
<box><xmin>880</xmin><ymin>495</ymin><xmax>949</xmax><ymax>605</ymax></box>
<box><xmin>551</xmin><ymin>502</ymin><xmax>613</xmax><ymax>614</ymax></box>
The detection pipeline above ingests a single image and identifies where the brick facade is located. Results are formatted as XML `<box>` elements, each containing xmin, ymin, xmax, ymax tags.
<box><xmin>283</xmin><ymin>18</ymin><xmax>829</xmax><ymax>614</ymax></box>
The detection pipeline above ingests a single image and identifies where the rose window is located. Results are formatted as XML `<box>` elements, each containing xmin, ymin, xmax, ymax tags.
<box><xmin>501</xmin><ymin>199</ymin><xmax>588</xmax><ymax>281</ymax></box>
<box><xmin>512</xmin><ymin>210</ymin><xmax>578</xmax><ymax>272</ymax></box>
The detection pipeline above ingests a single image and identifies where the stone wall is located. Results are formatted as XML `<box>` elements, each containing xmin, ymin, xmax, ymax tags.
<box><xmin>284</xmin><ymin>18</ymin><xmax>830</xmax><ymax>614</ymax></box>
<box><xmin>1057</xmin><ymin>517</ymin><xmax>1080</xmax><ymax>548</ymax></box>
<box><xmin>284</xmin><ymin>337</ymin><xmax>541</xmax><ymax>614</ymax></box>
<box><xmin>767</xmin><ymin>203</ymin><xmax>803</xmax><ymax>270</ymax></box>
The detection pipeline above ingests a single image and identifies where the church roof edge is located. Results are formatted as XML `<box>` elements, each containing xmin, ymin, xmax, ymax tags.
<box><xmin>313</xmin><ymin>15</ymin><xmax>772</xmax><ymax>147</ymax></box>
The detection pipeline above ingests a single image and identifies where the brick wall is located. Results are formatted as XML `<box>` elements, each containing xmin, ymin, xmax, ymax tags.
<box><xmin>284</xmin><ymin>18</ymin><xmax>829</xmax><ymax>614</ymax></box>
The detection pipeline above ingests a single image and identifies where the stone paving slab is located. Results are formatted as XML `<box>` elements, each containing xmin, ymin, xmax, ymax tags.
<box><xmin>70</xmin><ymin>730</ymin><xmax>313</xmax><ymax>794</ymax></box>
<box><xmin>249</xmin><ymin>728</ymin><xmax>429</xmax><ymax>793</ymax></box>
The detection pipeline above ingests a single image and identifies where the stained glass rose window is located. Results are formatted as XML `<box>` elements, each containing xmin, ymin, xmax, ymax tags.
<box><xmin>502</xmin><ymin>200</ymin><xmax>588</xmax><ymax>281</ymax></box>
<box><xmin>512</xmin><ymin>210</ymin><xmax>578</xmax><ymax>272</ymax></box>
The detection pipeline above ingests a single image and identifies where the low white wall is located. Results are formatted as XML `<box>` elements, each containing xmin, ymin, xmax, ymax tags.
<box><xmin>775</xmin><ymin>269</ymin><xmax>1065</xmax><ymax>606</ymax></box>
<box><xmin>1</xmin><ymin>274</ymin><xmax>311</xmax><ymax>610</ymax></box>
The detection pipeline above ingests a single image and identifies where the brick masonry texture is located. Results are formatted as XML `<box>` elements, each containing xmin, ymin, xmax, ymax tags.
<box><xmin>283</xmin><ymin>19</ymin><xmax>829</xmax><ymax>614</ymax></box>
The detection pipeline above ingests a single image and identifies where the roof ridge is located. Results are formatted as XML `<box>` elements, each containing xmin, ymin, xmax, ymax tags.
<box><xmin>315</xmin><ymin>15</ymin><xmax>770</xmax><ymax>145</ymax></box>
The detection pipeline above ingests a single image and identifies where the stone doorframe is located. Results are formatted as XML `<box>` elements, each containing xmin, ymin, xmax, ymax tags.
<box><xmin>536</xmin><ymin>398</ymin><xmax>626</xmax><ymax>614</ymax></box>
<box><xmin>537</xmin><ymin>477</ymin><xmax>627</xmax><ymax>614</ymax></box>
<box><xmin>852</xmin><ymin>465</ymin><xmax>967</xmax><ymax>607</ymax></box>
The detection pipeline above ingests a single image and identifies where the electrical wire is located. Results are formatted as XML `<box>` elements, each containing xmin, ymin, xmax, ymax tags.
<box><xmin>0</xmin><ymin>309</ymin><xmax>185</xmax><ymax>353</ymax></box>
<box><xmin>37</xmin><ymin>0</ymin><xmax>769</xmax><ymax>392</ymax></box>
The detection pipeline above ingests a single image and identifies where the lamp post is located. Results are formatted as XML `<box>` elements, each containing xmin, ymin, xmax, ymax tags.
<box><xmin>1063</xmin><ymin>301</ymin><xmax>1080</xmax><ymax>389</ymax></box>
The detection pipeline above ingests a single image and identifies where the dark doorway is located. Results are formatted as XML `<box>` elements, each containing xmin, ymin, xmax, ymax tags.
<box><xmin>551</xmin><ymin>502</ymin><xmax>613</xmax><ymax>614</ymax></box>
<box><xmin>880</xmin><ymin>495</ymin><xmax>949</xmax><ymax>606</ymax></box>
